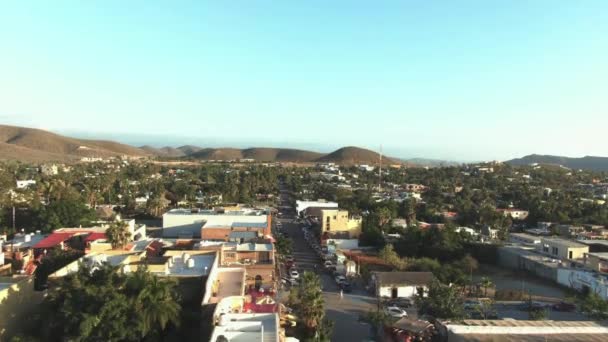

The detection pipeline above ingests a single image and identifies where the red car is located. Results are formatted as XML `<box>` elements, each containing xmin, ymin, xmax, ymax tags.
<box><xmin>552</xmin><ymin>301</ymin><xmax>576</xmax><ymax>312</ymax></box>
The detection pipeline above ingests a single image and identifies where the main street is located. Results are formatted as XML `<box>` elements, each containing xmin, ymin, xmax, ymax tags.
<box><xmin>277</xmin><ymin>186</ymin><xmax>376</xmax><ymax>341</ymax></box>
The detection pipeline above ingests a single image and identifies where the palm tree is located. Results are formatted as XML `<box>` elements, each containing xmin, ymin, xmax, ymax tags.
<box><xmin>480</xmin><ymin>277</ymin><xmax>493</xmax><ymax>297</ymax></box>
<box><xmin>105</xmin><ymin>220</ymin><xmax>131</xmax><ymax>249</ymax></box>
<box><xmin>297</xmin><ymin>271</ymin><xmax>325</xmax><ymax>331</ymax></box>
<box><xmin>146</xmin><ymin>194</ymin><xmax>168</xmax><ymax>217</ymax></box>
<box><xmin>136</xmin><ymin>275</ymin><xmax>181</xmax><ymax>336</ymax></box>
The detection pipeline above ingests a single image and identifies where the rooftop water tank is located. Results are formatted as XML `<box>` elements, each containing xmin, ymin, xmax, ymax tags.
<box><xmin>187</xmin><ymin>258</ymin><xmax>195</xmax><ymax>268</ymax></box>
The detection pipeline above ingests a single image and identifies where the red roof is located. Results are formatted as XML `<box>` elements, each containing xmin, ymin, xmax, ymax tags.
<box><xmin>33</xmin><ymin>232</ymin><xmax>76</xmax><ymax>249</ymax></box>
<box><xmin>85</xmin><ymin>232</ymin><xmax>106</xmax><ymax>242</ymax></box>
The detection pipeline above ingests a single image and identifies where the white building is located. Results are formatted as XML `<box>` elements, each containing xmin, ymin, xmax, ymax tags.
<box><xmin>16</xmin><ymin>180</ymin><xmax>36</xmax><ymax>189</ymax></box>
<box><xmin>371</xmin><ymin>272</ymin><xmax>434</xmax><ymax>299</ymax></box>
<box><xmin>210</xmin><ymin>313</ymin><xmax>280</xmax><ymax>342</ymax></box>
<box><xmin>162</xmin><ymin>208</ymin><xmax>269</xmax><ymax>238</ymax></box>
<box><xmin>295</xmin><ymin>200</ymin><xmax>338</xmax><ymax>215</ymax></box>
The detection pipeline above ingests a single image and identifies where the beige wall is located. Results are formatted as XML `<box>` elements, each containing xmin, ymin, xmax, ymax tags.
<box><xmin>537</xmin><ymin>239</ymin><xmax>589</xmax><ymax>260</ymax></box>
<box><xmin>320</xmin><ymin>209</ymin><xmax>362</xmax><ymax>238</ymax></box>
<box><xmin>0</xmin><ymin>277</ymin><xmax>43</xmax><ymax>339</ymax></box>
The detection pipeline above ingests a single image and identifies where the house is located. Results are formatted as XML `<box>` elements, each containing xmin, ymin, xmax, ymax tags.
<box><xmin>496</xmin><ymin>208</ymin><xmax>529</xmax><ymax>220</ymax></box>
<box><xmin>536</xmin><ymin>237</ymin><xmax>589</xmax><ymax>260</ymax></box>
<box><xmin>16</xmin><ymin>180</ymin><xmax>36</xmax><ymax>189</ymax></box>
<box><xmin>584</xmin><ymin>252</ymin><xmax>608</xmax><ymax>273</ymax></box>
<box><xmin>371</xmin><ymin>271</ymin><xmax>434</xmax><ymax>299</ymax></box>
<box><xmin>219</xmin><ymin>243</ymin><xmax>275</xmax><ymax>288</ymax></box>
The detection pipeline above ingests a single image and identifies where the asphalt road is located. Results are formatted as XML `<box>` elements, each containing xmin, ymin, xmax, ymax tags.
<box><xmin>278</xmin><ymin>188</ymin><xmax>376</xmax><ymax>341</ymax></box>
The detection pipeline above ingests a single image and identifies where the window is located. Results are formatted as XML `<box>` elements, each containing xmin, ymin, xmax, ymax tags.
<box><xmin>552</xmin><ymin>247</ymin><xmax>558</xmax><ymax>255</ymax></box>
<box><xmin>542</xmin><ymin>245</ymin><xmax>549</xmax><ymax>253</ymax></box>
<box><xmin>225</xmin><ymin>252</ymin><xmax>236</xmax><ymax>259</ymax></box>
<box><xmin>333</xmin><ymin>216</ymin><xmax>337</xmax><ymax>219</ymax></box>
<box><xmin>569</xmin><ymin>251</ymin><xmax>573</xmax><ymax>259</ymax></box>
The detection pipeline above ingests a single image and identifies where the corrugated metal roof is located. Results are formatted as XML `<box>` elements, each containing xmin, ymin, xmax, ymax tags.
<box><xmin>33</xmin><ymin>232</ymin><xmax>76</xmax><ymax>249</ymax></box>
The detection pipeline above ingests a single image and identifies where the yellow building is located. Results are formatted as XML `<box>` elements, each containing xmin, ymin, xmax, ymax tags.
<box><xmin>537</xmin><ymin>237</ymin><xmax>589</xmax><ymax>260</ymax></box>
<box><xmin>320</xmin><ymin>209</ymin><xmax>362</xmax><ymax>239</ymax></box>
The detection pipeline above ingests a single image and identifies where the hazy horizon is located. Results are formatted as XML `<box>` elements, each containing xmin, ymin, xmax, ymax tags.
<box><xmin>1</xmin><ymin>1</ymin><xmax>607</xmax><ymax>161</ymax></box>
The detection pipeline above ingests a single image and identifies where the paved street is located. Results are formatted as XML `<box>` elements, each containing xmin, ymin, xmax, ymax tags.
<box><xmin>278</xmin><ymin>187</ymin><xmax>376</xmax><ymax>341</ymax></box>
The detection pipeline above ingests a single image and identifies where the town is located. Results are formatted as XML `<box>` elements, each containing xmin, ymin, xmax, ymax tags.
<box><xmin>1</xmin><ymin>157</ymin><xmax>608</xmax><ymax>341</ymax></box>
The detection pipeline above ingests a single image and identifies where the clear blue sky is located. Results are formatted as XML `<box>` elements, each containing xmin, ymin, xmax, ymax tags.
<box><xmin>0</xmin><ymin>1</ymin><xmax>606</xmax><ymax>161</ymax></box>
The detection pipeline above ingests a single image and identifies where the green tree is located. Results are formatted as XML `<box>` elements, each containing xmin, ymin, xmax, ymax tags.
<box><xmin>415</xmin><ymin>279</ymin><xmax>464</xmax><ymax>320</ymax></box>
<box><xmin>295</xmin><ymin>271</ymin><xmax>327</xmax><ymax>332</ymax></box>
<box><xmin>480</xmin><ymin>276</ymin><xmax>494</xmax><ymax>297</ymax></box>
<box><xmin>105</xmin><ymin>220</ymin><xmax>131</xmax><ymax>249</ymax></box>
<box><xmin>378</xmin><ymin>243</ymin><xmax>406</xmax><ymax>270</ymax></box>
<box><xmin>580</xmin><ymin>291</ymin><xmax>608</xmax><ymax>320</ymax></box>
<box><xmin>39</xmin><ymin>263</ymin><xmax>181</xmax><ymax>341</ymax></box>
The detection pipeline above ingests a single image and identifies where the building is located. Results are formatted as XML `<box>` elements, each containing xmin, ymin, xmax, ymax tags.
<box><xmin>162</xmin><ymin>208</ymin><xmax>270</xmax><ymax>238</ymax></box>
<box><xmin>497</xmin><ymin>208</ymin><xmax>529</xmax><ymax>220</ymax></box>
<box><xmin>371</xmin><ymin>272</ymin><xmax>434</xmax><ymax>299</ymax></box>
<box><xmin>295</xmin><ymin>199</ymin><xmax>338</xmax><ymax>216</ymax></box>
<box><xmin>16</xmin><ymin>180</ymin><xmax>36</xmax><ymax>189</ymax></box>
<box><xmin>219</xmin><ymin>243</ymin><xmax>274</xmax><ymax>266</ymax></box>
<box><xmin>210</xmin><ymin>313</ymin><xmax>280</xmax><ymax>342</ymax></box>
<box><xmin>584</xmin><ymin>252</ymin><xmax>608</xmax><ymax>273</ymax></box>
<box><xmin>439</xmin><ymin>319</ymin><xmax>608</xmax><ymax>341</ymax></box>
<box><xmin>536</xmin><ymin>237</ymin><xmax>589</xmax><ymax>260</ymax></box>
<box><xmin>555</xmin><ymin>224</ymin><xmax>585</xmax><ymax>238</ymax></box>
<box><xmin>319</xmin><ymin>209</ymin><xmax>362</xmax><ymax>239</ymax></box>
<box><xmin>509</xmin><ymin>233</ymin><xmax>541</xmax><ymax>246</ymax></box>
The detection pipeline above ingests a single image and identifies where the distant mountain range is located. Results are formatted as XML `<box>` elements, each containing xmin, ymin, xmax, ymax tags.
<box><xmin>0</xmin><ymin>125</ymin><xmax>394</xmax><ymax>165</ymax></box>
<box><xmin>0</xmin><ymin>125</ymin><xmax>152</xmax><ymax>162</ymax></box>
<box><xmin>507</xmin><ymin>154</ymin><xmax>608</xmax><ymax>172</ymax></box>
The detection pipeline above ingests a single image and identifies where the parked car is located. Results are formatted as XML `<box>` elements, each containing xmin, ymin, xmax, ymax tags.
<box><xmin>552</xmin><ymin>301</ymin><xmax>576</xmax><ymax>312</ymax></box>
<box><xmin>384</xmin><ymin>306</ymin><xmax>407</xmax><ymax>318</ymax></box>
<box><xmin>387</xmin><ymin>298</ymin><xmax>412</xmax><ymax>308</ymax></box>
<box><xmin>282</xmin><ymin>277</ymin><xmax>298</xmax><ymax>286</ymax></box>
<box><xmin>290</xmin><ymin>269</ymin><xmax>300</xmax><ymax>279</ymax></box>
<box><xmin>519</xmin><ymin>301</ymin><xmax>547</xmax><ymax>312</ymax></box>
<box><xmin>335</xmin><ymin>275</ymin><xmax>347</xmax><ymax>284</ymax></box>
<box><xmin>339</xmin><ymin>282</ymin><xmax>352</xmax><ymax>293</ymax></box>
<box><xmin>324</xmin><ymin>260</ymin><xmax>335</xmax><ymax>268</ymax></box>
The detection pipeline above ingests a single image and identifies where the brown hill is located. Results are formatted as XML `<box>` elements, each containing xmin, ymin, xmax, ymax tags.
<box><xmin>188</xmin><ymin>148</ymin><xmax>244</xmax><ymax>161</ymax></box>
<box><xmin>0</xmin><ymin>125</ymin><xmax>150</xmax><ymax>162</ymax></box>
<box><xmin>315</xmin><ymin>146</ymin><xmax>395</xmax><ymax>165</ymax></box>
<box><xmin>140</xmin><ymin>145</ymin><xmax>186</xmax><ymax>158</ymax></box>
<box><xmin>177</xmin><ymin>145</ymin><xmax>203</xmax><ymax>155</ymax></box>
<box><xmin>242</xmin><ymin>148</ymin><xmax>323</xmax><ymax>162</ymax></box>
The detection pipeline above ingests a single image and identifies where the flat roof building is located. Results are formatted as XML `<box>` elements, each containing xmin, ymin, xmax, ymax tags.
<box><xmin>210</xmin><ymin>313</ymin><xmax>279</xmax><ymax>342</ymax></box>
<box><xmin>162</xmin><ymin>208</ymin><xmax>270</xmax><ymax>239</ymax></box>
<box><xmin>537</xmin><ymin>237</ymin><xmax>589</xmax><ymax>261</ymax></box>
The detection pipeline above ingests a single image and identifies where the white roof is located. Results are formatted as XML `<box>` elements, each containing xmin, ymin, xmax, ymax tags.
<box><xmin>210</xmin><ymin>313</ymin><xmax>279</xmax><ymax>342</ymax></box>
